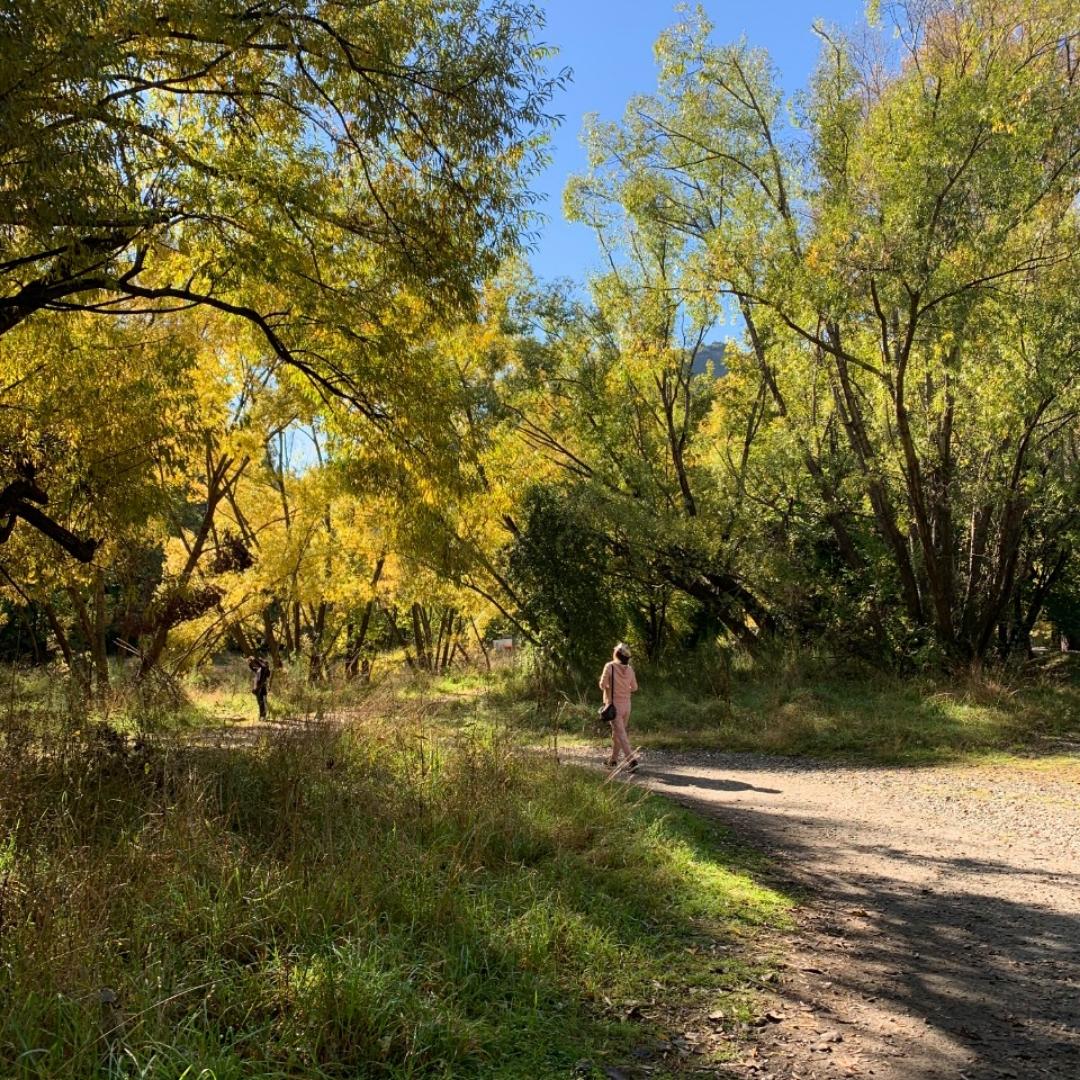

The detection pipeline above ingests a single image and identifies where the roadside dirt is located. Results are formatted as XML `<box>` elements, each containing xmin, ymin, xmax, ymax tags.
<box><xmin>567</xmin><ymin>748</ymin><xmax>1080</xmax><ymax>1080</ymax></box>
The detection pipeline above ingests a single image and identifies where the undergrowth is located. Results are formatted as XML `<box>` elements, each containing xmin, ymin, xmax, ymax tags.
<box><xmin>0</xmin><ymin>695</ymin><xmax>790</xmax><ymax>1079</ymax></box>
<box><xmin>508</xmin><ymin>647</ymin><xmax>1080</xmax><ymax>765</ymax></box>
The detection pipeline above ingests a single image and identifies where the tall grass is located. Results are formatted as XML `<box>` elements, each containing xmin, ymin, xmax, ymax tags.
<box><xmin>502</xmin><ymin>643</ymin><xmax>1080</xmax><ymax>764</ymax></box>
<box><xmin>0</xmin><ymin>689</ymin><xmax>789</xmax><ymax>1079</ymax></box>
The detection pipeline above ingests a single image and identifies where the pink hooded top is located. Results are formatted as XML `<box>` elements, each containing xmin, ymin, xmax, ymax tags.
<box><xmin>600</xmin><ymin>657</ymin><xmax>638</xmax><ymax>713</ymax></box>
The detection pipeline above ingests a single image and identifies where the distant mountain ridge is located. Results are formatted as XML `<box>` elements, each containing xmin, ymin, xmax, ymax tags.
<box><xmin>691</xmin><ymin>341</ymin><xmax>726</xmax><ymax>376</ymax></box>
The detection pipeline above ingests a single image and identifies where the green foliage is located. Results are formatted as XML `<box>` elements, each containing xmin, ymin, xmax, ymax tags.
<box><xmin>508</xmin><ymin>485</ymin><xmax>623</xmax><ymax>673</ymax></box>
<box><xmin>1044</xmin><ymin>562</ymin><xmax>1080</xmax><ymax>647</ymax></box>
<box><xmin>4</xmin><ymin>0</ymin><xmax>1080</xmax><ymax>688</ymax></box>
<box><xmin>0</xmin><ymin>0</ymin><xmax>560</xmax><ymax>332</ymax></box>
<box><xmin>0</xmin><ymin>0</ymin><xmax>563</xmax><ymax>630</ymax></box>
<box><xmin>549</xmin><ymin>0</ymin><xmax>1080</xmax><ymax>665</ymax></box>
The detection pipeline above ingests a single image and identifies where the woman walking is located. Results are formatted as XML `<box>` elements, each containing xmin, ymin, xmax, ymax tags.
<box><xmin>600</xmin><ymin>642</ymin><xmax>638</xmax><ymax>772</ymax></box>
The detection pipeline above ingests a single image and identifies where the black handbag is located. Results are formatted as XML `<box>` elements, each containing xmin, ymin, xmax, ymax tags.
<box><xmin>598</xmin><ymin>662</ymin><xmax>617</xmax><ymax>724</ymax></box>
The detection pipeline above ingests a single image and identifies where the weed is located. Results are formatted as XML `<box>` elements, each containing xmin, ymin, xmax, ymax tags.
<box><xmin>496</xmin><ymin>647</ymin><xmax>1080</xmax><ymax>765</ymax></box>
<box><xmin>0</xmin><ymin>690</ymin><xmax>790</xmax><ymax>1078</ymax></box>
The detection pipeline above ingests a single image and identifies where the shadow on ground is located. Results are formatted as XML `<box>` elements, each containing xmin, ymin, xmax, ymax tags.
<box><xmin>636</xmin><ymin>759</ymin><xmax>1080</xmax><ymax>1079</ymax></box>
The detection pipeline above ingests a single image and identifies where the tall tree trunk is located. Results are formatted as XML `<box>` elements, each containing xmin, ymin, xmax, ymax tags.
<box><xmin>969</xmin><ymin>399</ymin><xmax>1053</xmax><ymax>659</ymax></box>
<box><xmin>829</xmin><ymin>354</ymin><xmax>924</xmax><ymax>623</ymax></box>
<box><xmin>439</xmin><ymin>610</ymin><xmax>456</xmax><ymax>673</ymax></box>
<box><xmin>279</xmin><ymin>605</ymin><xmax>295</xmax><ymax>657</ymax></box>
<box><xmin>892</xmin><ymin>313</ymin><xmax>957</xmax><ymax>652</ymax></box>
<box><xmin>411</xmin><ymin>604</ymin><xmax>431</xmax><ymax>671</ymax></box>
<box><xmin>43</xmin><ymin>601</ymin><xmax>74</xmax><ymax>668</ymax></box>
<box><xmin>138</xmin><ymin>449</ymin><xmax>244</xmax><ymax>678</ymax></box>
<box><xmin>91</xmin><ymin>567</ymin><xmax>109</xmax><ymax>695</ymax></box>
<box><xmin>344</xmin><ymin>618</ymin><xmax>360</xmax><ymax>680</ymax></box>
<box><xmin>433</xmin><ymin>608</ymin><xmax>451</xmax><ymax>673</ymax></box>
<box><xmin>471</xmin><ymin>617</ymin><xmax>491</xmax><ymax>672</ymax></box>
<box><xmin>227</xmin><ymin>621</ymin><xmax>254</xmax><ymax>658</ymax></box>
<box><xmin>959</xmin><ymin>501</ymin><xmax>994</xmax><ymax>645</ymax></box>
<box><xmin>308</xmin><ymin>601</ymin><xmax>328</xmax><ymax>683</ymax></box>
<box><xmin>346</xmin><ymin>556</ymin><xmax>385</xmax><ymax>678</ymax></box>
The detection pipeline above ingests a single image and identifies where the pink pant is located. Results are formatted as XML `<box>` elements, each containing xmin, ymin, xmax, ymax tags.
<box><xmin>610</xmin><ymin>706</ymin><xmax>633</xmax><ymax>761</ymax></box>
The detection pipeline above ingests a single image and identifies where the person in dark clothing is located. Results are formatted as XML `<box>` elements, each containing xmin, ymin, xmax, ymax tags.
<box><xmin>248</xmin><ymin>655</ymin><xmax>271</xmax><ymax>720</ymax></box>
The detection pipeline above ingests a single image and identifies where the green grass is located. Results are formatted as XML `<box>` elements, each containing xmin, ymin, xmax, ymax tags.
<box><xmin>9</xmin><ymin>643</ymin><xmax>1069</xmax><ymax>1079</ymax></box>
<box><xmin>512</xmin><ymin>653</ymin><xmax>1080</xmax><ymax>766</ymax></box>
<box><xmin>0</xmin><ymin>699</ymin><xmax>790</xmax><ymax>1079</ymax></box>
<box><xmin>11</xmin><ymin>644</ymin><xmax>1067</xmax><ymax>1078</ymax></box>
<box><xmin>721</xmin><ymin>671</ymin><xmax>1080</xmax><ymax>763</ymax></box>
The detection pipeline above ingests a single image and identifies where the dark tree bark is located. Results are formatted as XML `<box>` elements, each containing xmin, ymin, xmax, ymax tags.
<box><xmin>137</xmin><ymin>448</ymin><xmax>246</xmax><ymax>677</ymax></box>
<box><xmin>345</xmin><ymin>555</ymin><xmax>386</xmax><ymax>679</ymax></box>
<box><xmin>411</xmin><ymin>603</ymin><xmax>432</xmax><ymax>671</ymax></box>
<box><xmin>263</xmin><ymin>609</ymin><xmax>282</xmax><ymax>669</ymax></box>
<box><xmin>0</xmin><ymin>474</ymin><xmax>98</xmax><ymax>563</ymax></box>
<box><xmin>308</xmin><ymin>600</ymin><xmax>329</xmax><ymax>683</ymax></box>
<box><xmin>43</xmin><ymin>601</ymin><xmax>74</xmax><ymax>669</ymax></box>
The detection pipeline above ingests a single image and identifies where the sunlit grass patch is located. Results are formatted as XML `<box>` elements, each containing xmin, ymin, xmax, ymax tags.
<box><xmin>496</xmin><ymin>652</ymin><xmax>1080</xmax><ymax>765</ymax></box>
<box><xmin>0</xmin><ymin>709</ymin><xmax>790</xmax><ymax>1079</ymax></box>
<box><xmin>630</xmin><ymin>667</ymin><xmax>1080</xmax><ymax>764</ymax></box>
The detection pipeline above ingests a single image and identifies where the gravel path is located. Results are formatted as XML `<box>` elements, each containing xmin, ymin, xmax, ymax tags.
<box><xmin>571</xmin><ymin>748</ymin><xmax>1080</xmax><ymax>1079</ymax></box>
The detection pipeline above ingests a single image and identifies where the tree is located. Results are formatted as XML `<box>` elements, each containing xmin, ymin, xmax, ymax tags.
<box><xmin>0</xmin><ymin>0</ymin><xmax>562</xmax><ymax>553</ymax></box>
<box><xmin>568</xmin><ymin>0</ymin><xmax>1080</xmax><ymax>663</ymax></box>
<box><xmin>0</xmin><ymin>305</ymin><xmax>221</xmax><ymax>687</ymax></box>
<box><xmin>508</xmin><ymin>484</ymin><xmax>623</xmax><ymax>672</ymax></box>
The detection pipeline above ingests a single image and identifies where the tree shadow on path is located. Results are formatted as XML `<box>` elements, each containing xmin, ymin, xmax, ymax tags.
<box><xmin>642</xmin><ymin>769</ymin><xmax>1080</xmax><ymax>1080</ymax></box>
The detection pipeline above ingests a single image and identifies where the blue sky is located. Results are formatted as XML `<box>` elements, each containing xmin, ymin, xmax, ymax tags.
<box><xmin>528</xmin><ymin>0</ymin><xmax>868</xmax><ymax>283</ymax></box>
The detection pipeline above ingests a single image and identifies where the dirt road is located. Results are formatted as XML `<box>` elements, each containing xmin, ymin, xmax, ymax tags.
<box><xmin>580</xmin><ymin>749</ymin><xmax>1080</xmax><ymax>1079</ymax></box>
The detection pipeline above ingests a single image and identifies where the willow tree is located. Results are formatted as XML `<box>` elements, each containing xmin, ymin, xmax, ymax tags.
<box><xmin>572</xmin><ymin>0</ymin><xmax>1080</xmax><ymax>662</ymax></box>
<box><xmin>0</xmin><ymin>0</ymin><xmax>561</xmax><ymax>554</ymax></box>
<box><xmin>492</xmin><ymin>267</ymin><xmax>770</xmax><ymax>655</ymax></box>
<box><xmin>0</xmin><ymin>308</ymin><xmax>212</xmax><ymax>687</ymax></box>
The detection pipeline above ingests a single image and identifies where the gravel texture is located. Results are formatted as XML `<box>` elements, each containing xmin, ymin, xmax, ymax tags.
<box><xmin>566</xmin><ymin>747</ymin><xmax>1080</xmax><ymax>1080</ymax></box>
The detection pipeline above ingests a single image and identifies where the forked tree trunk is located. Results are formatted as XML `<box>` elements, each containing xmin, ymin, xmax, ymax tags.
<box><xmin>138</xmin><ymin>449</ymin><xmax>246</xmax><ymax>678</ymax></box>
<box><xmin>471</xmin><ymin>617</ymin><xmax>491</xmax><ymax>672</ymax></box>
<box><xmin>345</xmin><ymin>556</ymin><xmax>385</xmax><ymax>678</ymax></box>
<box><xmin>43</xmin><ymin>602</ymin><xmax>74</xmax><ymax>668</ymax></box>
